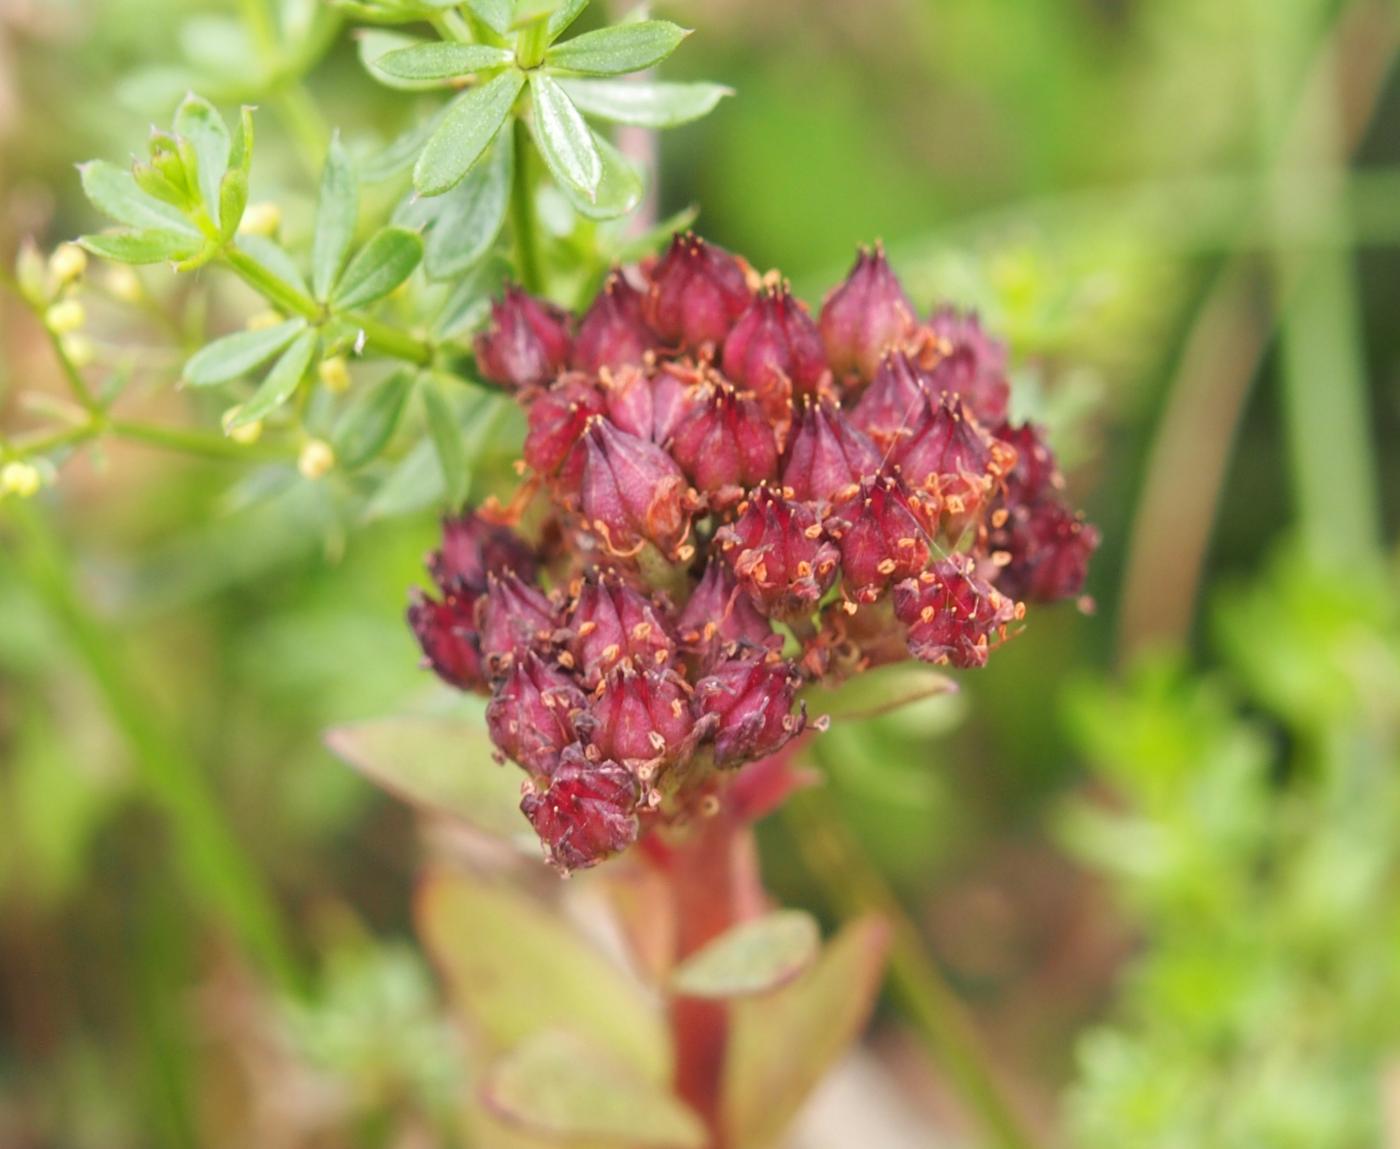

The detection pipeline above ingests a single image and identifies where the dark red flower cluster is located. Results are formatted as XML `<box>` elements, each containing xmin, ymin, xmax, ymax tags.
<box><xmin>411</xmin><ymin>234</ymin><xmax>1097</xmax><ymax>871</ymax></box>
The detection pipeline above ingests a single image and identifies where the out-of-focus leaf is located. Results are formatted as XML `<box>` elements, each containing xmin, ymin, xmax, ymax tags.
<box><xmin>78</xmin><ymin>162</ymin><xmax>197</xmax><ymax>234</ymax></box>
<box><xmin>671</xmin><ymin>911</ymin><xmax>820</xmax><ymax>1000</ymax></box>
<box><xmin>331</xmin><ymin>227</ymin><xmax>423</xmax><ymax>310</ymax></box>
<box><xmin>237</xmin><ymin>235</ymin><xmax>309</xmax><ymax>295</ymax></box>
<box><xmin>228</xmin><ymin>105</ymin><xmax>255</xmax><ymax>177</ymax></box>
<box><xmin>415</xmin><ymin>70</ymin><xmax>525</xmax><ymax>197</ymax></box>
<box><xmin>183</xmin><ymin>319</ymin><xmax>307</xmax><ymax>387</ymax></box>
<box><xmin>416</xmin><ymin>868</ymin><xmax>671</xmax><ymax>1076</ymax></box>
<box><xmin>79</xmin><ymin>229</ymin><xmax>203</xmax><ymax>265</ymax></box>
<box><xmin>376</xmin><ymin>42</ymin><xmax>515</xmax><ymax>82</ymax></box>
<box><xmin>218</xmin><ymin>169</ymin><xmax>249</xmax><ymax>240</ymax></box>
<box><xmin>722</xmin><ymin>916</ymin><xmax>891</xmax><ymax>1149</ymax></box>
<box><xmin>529</xmin><ymin>74</ymin><xmax>601</xmax><ymax>200</ymax></box>
<box><xmin>359</xmin><ymin>30</ymin><xmax>440</xmax><ymax>92</ymax></box>
<box><xmin>608</xmin><ymin>205</ymin><xmax>699</xmax><ymax>264</ymax></box>
<box><xmin>801</xmin><ymin>663</ymin><xmax>958</xmax><ymax>722</ymax></box>
<box><xmin>312</xmin><ymin>134</ymin><xmax>359</xmax><ymax>300</ymax></box>
<box><xmin>324</xmin><ymin>714</ymin><xmax>525</xmax><ymax>839</ymax></box>
<box><xmin>363</xmin><ymin>110</ymin><xmax>445</xmax><ymax>182</ymax></box>
<box><xmin>434</xmin><ymin>259</ymin><xmax>506</xmax><ymax>339</ymax></box>
<box><xmin>363</xmin><ymin>437</ymin><xmax>443</xmax><ymax>521</ymax></box>
<box><xmin>549</xmin><ymin>128</ymin><xmax>641</xmax><ymax>221</ymax></box>
<box><xmin>465</xmin><ymin>0</ymin><xmax>513</xmax><ymax>36</ymax></box>
<box><xmin>332</xmin><ymin>369</ymin><xmax>415</xmax><ymax>468</ymax></box>
<box><xmin>482</xmin><ymin>1032</ymin><xmax>707</xmax><ymax>1148</ymax></box>
<box><xmin>179</xmin><ymin>16</ymin><xmax>262</xmax><ymax>85</ymax></box>
<box><xmin>423</xmin><ymin>133</ymin><xmax>512</xmax><ymax>280</ymax></box>
<box><xmin>174</xmin><ymin>93</ymin><xmax>231</xmax><ymax>227</ymax></box>
<box><xmin>422</xmin><ymin>377</ymin><xmax>472</xmax><ymax>507</ymax></box>
<box><xmin>545</xmin><ymin>0</ymin><xmax>589</xmax><ymax>41</ymax></box>
<box><xmin>545</xmin><ymin>21</ymin><xmax>690</xmax><ymax>77</ymax></box>
<box><xmin>225</xmin><ymin>329</ymin><xmax>319</xmax><ymax>428</ymax></box>
<box><xmin>561</xmin><ymin>78</ymin><xmax>731</xmax><ymax>128</ymax></box>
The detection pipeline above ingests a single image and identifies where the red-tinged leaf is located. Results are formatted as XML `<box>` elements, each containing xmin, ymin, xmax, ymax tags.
<box><xmin>670</xmin><ymin>911</ymin><xmax>819</xmax><ymax>999</ymax></box>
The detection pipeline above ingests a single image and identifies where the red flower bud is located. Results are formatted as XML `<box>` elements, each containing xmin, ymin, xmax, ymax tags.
<box><xmin>991</xmin><ymin>499</ymin><xmax>1100</xmax><ymax>603</ymax></box>
<box><xmin>644</xmin><ymin>233</ymin><xmax>753</xmax><ymax>350</ymax></box>
<box><xmin>521</xmin><ymin>747</ymin><xmax>640</xmax><ymax>872</ymax></box>
<box><xmin>780</xmin><ymin>398</ymin><xmax>882</xmax><ymax>508</ymax></box>
<box><xmin>560</xmin><ymin>569</ymin><xmax>676</xmax><ymax>687</ymax></box>
<box><xmin>924</xmin><ymin>307</ymin><xmax>1010</xmax><ymax>425</ymax></box>
<box><xmin>676</xmin><ymin>558</ymin><xmax>780</xmax><ymax>667</ymax></box>
<box><xmin>486</xmin><ymin>652</ymin><xmax>589</xmax><ymax>776</ymax></box>
<box><xmin>667</xmin><ymin>382</ymin><xmax>779</xmax><ymax>507</ymax></box>
<box><xmin>893</xmin><ymin>556</ymin><xmax>1020</xmax><ymax>668</ymax></box>
<box><xmin>819</xmin><ymin>245</ymin><xmax>918</xmax><ymax>381</ymax></box>
<box><xmin>850</xmin><ymin>349</ymin><xmax>934</xmax><ymax>448</ymax></box>
<box><xmin>826</xmin><ymin>474</ymin><xmax>933</xmax><ymax>604</ymax></box>
<box><xmin>478</xmin><ymin>571</ymin><xmax>560</xmax><ymax>671</ymax></box>
<box><xmin>475</xmin><ymin>286</ymin><xmax>572</xmax><ymax>390</ymax></box>
<box><xmin>891</xmin><ymin>394</ymin><xmax>1015</xmax><ymax>536</ymax></box>
<box><xmin>407</xmin><ymin>592</ymin><xmax>486</xmax><ymax>692</ymax></box>
<box><xmin>993</xmin><ymin>420</ymin><xmax>1060</xmax><ymax>502</ymax></box>
<box><xmin>579</xmin><ymin>417</ymin><xmax>692</xmax><ymax>559</ymax></box>
<box><xmin>694</xmin><ymin>649</ymin><xmax>807</xmax><ymax>767</ymax></box>
<box><xmin>524</xmin><ymin>374</ymin><xmax>606</xmax><ymax>487</ymax></box>
<box><xmin>586</xmin><ymin>666</ymin><xmax>699</xmax><ymax>775</ymax></box>
<box><xmin>650</xmin><ymin>362</ymin><xmax>705</xmax><ymax>446</ymax></box>
<box><xmin>721</xmin><ymin>285</ymin><xmax>827</xmax><ymax>414</ymax></box>
<box><xmin>429</xmin><ymin>510</ymin><xmax>537</xmax><ymax>595</ymax></box>
<box><xmin>572</xmin><ymin>271</ymin><xmax>655</xmax><ymax>374</ymax></box>
<box><xmin>716</xmin><ymin>486</ymin><xmax>840</xmax><ymax>619</ymax></box>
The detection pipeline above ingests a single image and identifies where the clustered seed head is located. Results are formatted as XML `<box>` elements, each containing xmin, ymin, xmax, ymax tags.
<box><xmin>409</xmin><ymin>234</ymin><xmax>1098</xmax><ymax>872</ymax></box>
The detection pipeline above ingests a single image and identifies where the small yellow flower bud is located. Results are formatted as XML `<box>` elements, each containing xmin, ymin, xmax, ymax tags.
<box><xmin>298</xmin><ymin>438</ymin><xmax>335</xmax><ymax>480</ymax></box>
<box><xmin>44</xmin><ymin>298</ymin><xmax>86</xmax><ymax>335</ymax></box>
<box><xmin>1</xmin><ymin>461</ymin><xmax>43</xmax><ymax>499</ymax></box>
<box><xmin>240</xmin><ymin>202</ymin><xmax>281</xmax><ymax>238</ymax></box>
<box><xmin>246</xmin><ymin>310</ymin><xmax>284</xmax><ymax>332</ymax></box>
<box><xmin>105</xmin><ymin>265</ymin><xmax>144</xmax><ymax>304</ymax></box>
<box><xmin>229</xmin><ymin>419</ymin><xmax>263</xmax><ymax>445</ymax></box>
<box><xmin>61</xmin><ymin>333</ymin><xmax>95</xmax><ymax>369</ymax></box>
<box><xmin>49</xmin><ymin>243</ymin><xmax>88</xmax><ymax>286</ymax></box>
<box><xmin>318</xmin><ymin>355</ymin><xmax>351</xmax><ymax>394</ymax></box>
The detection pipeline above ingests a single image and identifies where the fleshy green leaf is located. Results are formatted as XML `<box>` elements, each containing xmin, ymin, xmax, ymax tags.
<box><xmin>331</xmin><ymin>227</ymin><xmax>423</xmax><ymax>310</ymax></box>
<box><xmin>551</xmin><ymin>129</ymin><xmax>642</xmax><ymax>221</ymax></box>
<box><xmin>325</xmin><ymin>714</ymin><xmax>525</xmax><ymax>839</ymax></box>
<box><xmin>802</xmin><ymin>663</ymin><xmax>958</xmax><ymax>722</ymax></box>
<box><xmin>422</xmin><ymin>132</ymin><xmax>512</xmax><ymax>280</ymax></box>
<box><xmin>422</xmin><ymin>376</ymin><xmax>473</xmax><ymax>508</ymax></box>
<box><xmin>545</xmin><ymin>0</ymin><xmax>590</xmax><ymax>41</ymax></box>
<box><xmin>722</xmin><ymin>916</ymin><xmax>891</xmax><ymax>1149</ymax></box>
<box><xmin>376</xmin><ymin>42</ymin><xmax>515</xmax><ymax>82</ymax></box>
<box><xmin>359</xmin><ymin>30</ymin><xmax>440</xmax><ymax>92</ymax></box>
<box><xmin>671</xmin><ymin>911</ymin><xmax>821</xmax><ymax>999</ymax></box>
<box><xmin>482</xmin><ymin>1032</ymin><xmax>707</xmax><ymax>1149</ymax></box>
<box><xmin>544</xmin><ymin>20</ymin><xmax>690</xmax><ymax>77</ymax></box>
<box><xmin>312</xmin><ymin>134</ymin><xmax>359</xmax><ymax>301</ymax></box>
<box><xmin>416</xmin><ymin>868</ymin><xmax>672</xmax><ymax>1076</ymax></box>
<box><xmin>173</xmin><ymin>93</ymin><xmax>231</xmax><ymax>227</ymax></box>
<box><xmin>332</xmin><ymin>369</ymin><xmax>414</xmax><ymax>468</ymax></box>
<box><xmin>182</xmin><ymin>319</ymin><xmax>307</xmax><ymax>386</ymax></box>
<box><xmin>415</xmin><ymin>70</ymin><xmax>525</xmax><ymax>197</ymax></box>
<box><xmin>79</xmin><ymin>229</ymin><xmax>203</xmax><ymax>266</ymax></box>
<box><xmin>528</xmin><ymin>73</ymin><xmax>601</xmax><ymax>200</ymax></box>
<box><xmin>560</xmin><ymin>78</ymin><xmax>731</xmax><ymax>128</ymax></box>
<box><xmin>78</xmin><ymin>161</ymin><xmax>198</xmax><ymax>234</ymax></box>
<box><xmin>225</xmin><ymin>329</ymin><xmax>319</xmax><ymax>428</ymax></box>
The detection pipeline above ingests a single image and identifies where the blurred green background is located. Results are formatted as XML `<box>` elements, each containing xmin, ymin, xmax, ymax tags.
<box><xmin>2</xmin><ymin>0</ymin><xmax>1399</xmax><ymax>1146</ymax></box>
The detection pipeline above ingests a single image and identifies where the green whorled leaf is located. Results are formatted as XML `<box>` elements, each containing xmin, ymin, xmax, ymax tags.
<box><xmin>324</xmin><ymin>714</ymin><xmax>526</xmax><ymax>839</ymax></box>
<box><xmin>545</xmin><ymin>0</ymin><xmax>589</xmax><ymax>41</ymax></box>
<box><xmin>182</xmin><ymin>319</ymin><xmax>307</xmax><ymax>387</ymax></box>
<box><xmin>225</xmin><ymin>329</ymin><xmax>319</xmax><ymax>428</ymax></box>
<box><xmin>173</xmin><ymin>93</ymin><xmax>231</xmax><ymax>227</ymax></box>
<box><xmin>422</xmin><ymin>376</ymin><xmax>472</xmax><ymax>507</ymax></box>
<box><xmin>722</xmin><ymin>916</ymin><xmax>891</xmax><ymax>1149</ymax></box>
<box><xmin>544</xmin><ymin>20</ymin><xmax>690</xmax><ymax>77</ymax></box>
<box><xmin>218</xmin><ymin>169</ymin><xmax>249</xmax><ymax>240</ymax></box>
<box><xmin>376</xmin><ymin>42</ymin><xmax>515</xmax><ymax>82</ymax></box>
<box><xmin>78</xmin><ymin>161</ymin><xmax>198</xmax><ymax>234</ymax></box>
<box><xmin>800</xmin><ymin>663</ymin><xmax>958</xmax><ymax>722</ymax></box>
<box><xmin>529</xmin><ymin>73</ymin><xmax>601</xmax><ymax>200</ymax></box>
<box><xmin>464</xmin><ymin>0</ymin><xmax>514</xmax><ymax>36</ymax></box>
<box><xmin>421</xmin><ymin>130</ymin><xmax>512</xmax><ymax>280</ymax></box>
<box><xmin>415</xmin><ymin>70</ymin><xmax>525</xmax><ymax>197</ymax></box>
<box><xmin>560</xmin><ymin>78</ymin><xmax>731</xmax><ymax>128</ymax></box>
<box><xmin>332</xmin><ymin>369</ymin><xmax>415</xmax><ymax>468</ymax></box>
<box><xmin>237</xmin><ymin>235</ymin><xmax>309</xmax><ymax>295</ymax></box>
<box><xmin>433</xmin><ymin>258</ymin><xmax>507</xmax><ymax>340</ymax></box>
<box><xmin>550</xmin><ymin>128</ymin><xmax>642</xmax><ymax>221</ymax></box>
<box><xmin>79</xmin><ymin>229</ymin><xmax>204</xmax><ymax>266</ymax></box>
<box><xmin>358</xmin><ymin>30</ymin><xmax>440</xmax><ymax>92</ymax></box>
<box><xmin>331</xmin><ymin>226</ymin><xmax>423</xmax><ymax>310</ymax></box>
<box><xmin>228</xmin><ymin>105</ymin><xmax>255</xmax><ymax>177</ymax></box>
<box><xmin>481</xmin><ymin>1032</ymin><xmax>707</xmax><ymax>1149</ymax></box>
<box><xmin>416</xmin><ymin>868</ymin><xmax>671</xmax><ymax>1077</ymax></box>
<box><xmin>312</xmin><ymin>134</ymin><xmax>359</xmax><ymax>301</ymax></box>
<box><xmin>670</xmin><ymin>911</ymin><xmax>821</xmax><ymax>1000</ymax></box>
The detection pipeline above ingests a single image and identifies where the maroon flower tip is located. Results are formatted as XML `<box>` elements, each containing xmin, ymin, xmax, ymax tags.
<box><xmin>994</xmin><ymin>420</ymin><xmax>1062</xmax><ymax>503</ymax></box>
<box><xmin>429</xmin><ymin>510</ymin><xmax>537</xmax><ymax>595</ymax></box>
<box><xmin>667</xmin><ymin>380</ymin><xmax>780</xmax><ymax>507</ymax></box>
<box><xmin>891</xmin><ymin>393</ymin><xmax>1016</xmax><ymax>536</ymax></box>
<box><xmin>827</xmin><ymin>474</ymin><xmax>933</xmax><ymax>604</ymax></box>
<box><xmin>572</xmin><ymin>270</ymin><xmax>655</xmax><ymax>374</ymax></box>
<box><xmin>478</xmin><ymin>571</ymin><xmax>560</xmax><ymax>671</ymax></box>
<box><xmin>407</xmin><ymin>591</ymin><xmax>487</xmax><ymax>692</ymax></box>
<box><xmin>586</xmin><ymin>665</ymin><xmax>699</xmax><ymax>776</ymax></box>
<box><xmin>474</xmin><ymin>286</ymin><xmax>573</xmax><ymax>391</ymax></box>
<box><xmin>524</xmin><ymin>373</ymin><xmax>606</xmax><ymax>486</ymax></box>
<box><xmin>676</xmin><ymin>558</ymin><xmax>780</xmax><ymax>668</ymax></box>
<box><xmin>561</xmin><ymin>568</ymin><xmax>676</xmax><ymax>687</ymax></box>
<box><xmin>580</xmin><ymin>417</ymin><xmax>692</xmax><ymax>559</ymax></box>
<box><xmin>486</xmin><ymin>651</ymin><xmax>589</xmax><ymax>776</ymax></box>
<box><xmin>522</xmin><ymin>748</ymin><xmax>640</xmax><ymax>872</ymax></box>
<box><xmin>721</xmin><ymin>284</ymin><xmax>827</xmax><ymax>416</ymax></box>
<box><xmin>779</xmin><ymin>397</ymin><xmax>882</xmax><ymax>508</ymax></box>
<box><xmin>991</xmin><ymin>499</ymin><xmax>1100</xmax><ymax>604</ymax></box>
<box><xmin>715</xmin><ymin>485</ymin><xmax>841</xmax><ymax>619</ymax></box>
<box><xmin>893</xmin><ymin>556</ymin><xmax>1022</xmax><ymax>669</ymax></box>
<box><xmin>819</xmin><ymin>245</ymin><xmax>918</xmax><ymax>382</ymax></box>
<box><xmin>850</xmin><ymin>349</ymin><xmax>934</xmax><ymax>448</ymax></box>
<box><xmin>695</xmin><ymin>649</ymin><xmax>807</xmax><ymax>768</ymax></box>
<box><xmin>644</xmin><ymin>232</ymin><xmax>753</xmax><ymax>350</ymax></box>
<box><xmin>924</xmin><ymin>307</ymin><xmax>1011</xmax><ymax>425</ymax></box>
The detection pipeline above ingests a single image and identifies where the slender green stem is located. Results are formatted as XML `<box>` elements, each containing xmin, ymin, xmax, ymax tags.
<box><xmin>110</xmin><ymin>419</ymin><xmax>292</xmax><ymax>462</ymax></box>
<box><xmin>511</xmin><ymin>118</ymin><xmax>545</xmax><ymax>294</ymax></box>
<box><xmin>785</xmin><ymin>783</ymin><xmax>1041</xmax><ymax>1149</ymax></box>
<box><xmin>44</xmin><ymin>327</ymin><xmax>101</xmax><ymax>412</ymax></box>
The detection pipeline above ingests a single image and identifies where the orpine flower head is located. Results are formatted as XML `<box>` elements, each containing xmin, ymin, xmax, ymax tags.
<box><xmin>486</xmin><ymin>652</ymin><xmax>589</xmax><ymax>777</ymax></box>
<box><xmin>820</xmin><ymin>245</ymin><xmax>918</xmax><ymax>382</ymax></box>
<box><xmin>992</xmin><ymin>499</ymin><xmax>1100</xmax><ymax>604</ymax></box>
<box><xmin>676</xmin><ymin>558</ymin><xmax>780</xmax><ymax>668</ymax></box>
<box><xmin>522</xmin><ymin>748</ymin><xmax>640</xmax><ymax>872</ymax></box>
<box><xmin>524</xmin><ymin>374</ymin><xmax>606</xmax><ymax>486</ymax></box>
<box><xmin>780</xmin><ymin>398</ymin><xmax>882</xmax><ymax>508</ymax></box>
<box><xmin>716</xmin><ymin>485</ymin><xmax>840</xmax><ymax>619</ymax></box>
<box><xmin>722</xmin><ymin>284</ymin><xmax>827</xmax><ymax>415</ymax></box>
<box><xmin>407</xmin><ymin>593</ymin><xmax>486</xmax><ymax>692</ymax></box>
<box><xmin>892</xmin><ymin>393</ymin><xmax>1016</xmax><ymax>537</ymax></box>
<box><xmin>579</xmin><ymin>416</ymin><xmax>692</xmax><ymax>559</ymax></box>
<box><xmin>644</xmin><ymin>233</ymin><xmax>753</xmax><ymax>350</ymax></box>
<box><xmin>827</xmin><ymin>474</ymin><xmax>933</xmax><ymax>604</ymax></box>
<box><xmin>667</xmin><ymin>381</ymin><xmax>779</xmax><ymax>508</ymax></box>
<box><xmin>475</xmin><ymin>286</ymin><xmax>573</xmax><ymax>391</ymax></box>
<box><xmin>478</xmin><ymin>571</ymin><xmax>559</xmax><ymax>671</ymax></box>
<box><xmin>586</xmin><ymin>666</ymin><xmax>699</xmax><ymax>775</ymax></box>
<box><xmin>429</xmin><ymin>510</ymin><xmax>537</xmax><ymax>595</ymax></box>
<box><xmin>572</xmin><ymin>270</ymin><xmax>655</xmax><ymax>374</ymax></box>
<box><xmin>695</xmin><ymin>648</ymin><xmax>807</xmax><ymax>767</ymax></box>
<box><xmin>893</xmin><ymin>556</ymin><xmax>1021</xmax><ymax>668</ymax></box>
<box><xmin>561</xmin><ymin>568</ymin><xmax>676</xmax><ymax>687</ymax></box>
